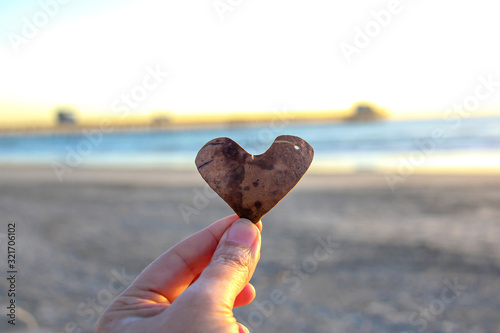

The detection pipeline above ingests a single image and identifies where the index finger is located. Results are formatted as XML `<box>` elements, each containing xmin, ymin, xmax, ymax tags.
<box><xmin>131</xmin><ymin>215</ymin><xmax>261</xmax><ymax>302</ymax></box>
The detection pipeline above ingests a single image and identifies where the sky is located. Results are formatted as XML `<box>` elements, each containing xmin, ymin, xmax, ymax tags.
<box><xmin>1</xmin><ymin>0</ymin><xmax>500</xmax><ymax>125</ymax></box>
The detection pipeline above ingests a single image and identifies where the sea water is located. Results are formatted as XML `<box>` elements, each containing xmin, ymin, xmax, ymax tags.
<box><xmin>1</xmin><ymin>116</ymin><xmax>499</xmax><ymax>173</ymax></box>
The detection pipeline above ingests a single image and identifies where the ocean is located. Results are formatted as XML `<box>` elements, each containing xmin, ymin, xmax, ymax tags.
<box><xmin>1</xmin><ymin>116</ymin><xmax>500</xmax><ymax>173</ymax></box>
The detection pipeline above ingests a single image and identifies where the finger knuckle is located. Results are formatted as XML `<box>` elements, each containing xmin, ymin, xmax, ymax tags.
<box><xmin>212</xmin><ymin>250</ymin><xmax>252</xmax><ymax>273</ymax></box>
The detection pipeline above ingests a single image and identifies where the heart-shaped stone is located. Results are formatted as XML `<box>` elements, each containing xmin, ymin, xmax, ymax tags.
<box><xmin>195</xmin><ymin>135</ymin><xmax>314</xmax><ymax>223</ymax></box>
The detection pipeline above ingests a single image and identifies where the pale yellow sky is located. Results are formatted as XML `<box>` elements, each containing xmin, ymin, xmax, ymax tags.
<box><xmin>1</xmin><ymin>0</ymin><xmax>500</xmax><ymax>127</ymax></box>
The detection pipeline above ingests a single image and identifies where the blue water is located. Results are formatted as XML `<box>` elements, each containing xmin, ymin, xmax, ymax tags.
<box><xmin>1</xmin><ymin>116</ymin><xmax>500</xmax><ymax>171</ymax></box>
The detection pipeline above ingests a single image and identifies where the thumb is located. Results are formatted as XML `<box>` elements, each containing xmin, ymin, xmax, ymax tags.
<box><xmin>193</xmin><ymin>218</ymin><xmax>261</xmax><ymax>308</ymax></box>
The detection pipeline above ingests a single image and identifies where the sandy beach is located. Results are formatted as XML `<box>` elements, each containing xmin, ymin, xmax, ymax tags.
<box><xmin>1</xmin><ymin>166</ymin><xmax>499</xmax><ymax>333</ymax></box>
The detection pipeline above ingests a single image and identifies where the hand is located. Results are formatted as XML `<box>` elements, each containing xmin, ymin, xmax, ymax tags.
<box><xmin>95</xmin><ymin>215</ymin><xmax>262</xmax><ymax>333</ymax></box>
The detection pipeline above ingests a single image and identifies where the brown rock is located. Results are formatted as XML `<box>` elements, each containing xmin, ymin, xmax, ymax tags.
<box><xmin>195</xmin><ymin>135</ymin><xmax>314</xmax><ymax>223</ymax></box>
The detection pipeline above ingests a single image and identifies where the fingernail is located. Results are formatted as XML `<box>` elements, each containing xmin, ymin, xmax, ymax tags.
<box><xmin>227</xmin><ymin>219</ymin><xmax>258</xmax><ymax>247</ymax></box>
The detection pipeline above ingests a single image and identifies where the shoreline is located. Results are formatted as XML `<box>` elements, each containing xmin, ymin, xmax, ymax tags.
<box><xmin>1</xmin><ymin>164</ymin><xmax>499</xmax><ymax>189</ymax></box>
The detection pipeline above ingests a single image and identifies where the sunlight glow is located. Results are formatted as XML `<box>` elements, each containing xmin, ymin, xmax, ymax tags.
<box><xmin>1</xmin><ymin>0</ymin><xmax>500</xmax><ymax>127</ymax></box>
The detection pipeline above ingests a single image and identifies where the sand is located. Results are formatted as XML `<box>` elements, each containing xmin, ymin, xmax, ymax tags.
<box><xmin>1</xmin><ymin>166</ymin><xmax>499</xmax><ymax>333</ymax></box>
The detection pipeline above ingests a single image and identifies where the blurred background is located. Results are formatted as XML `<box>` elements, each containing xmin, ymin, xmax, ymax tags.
<box><xmin>1</xmin><ymin>1</ymin><xmax>499</xmax><ymax>332</ymax></box>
